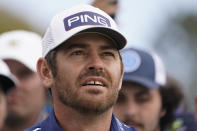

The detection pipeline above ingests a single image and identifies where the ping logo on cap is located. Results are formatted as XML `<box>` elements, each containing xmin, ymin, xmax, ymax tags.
<box><xmin>64</xmin><ymin>11</ymin><xmax>111</xmax><ymax>31</ymax></box>
<box><xmin>122</xmin><ymin>50</ymin><xmax>141</xmax><ymax>73</ymax></box>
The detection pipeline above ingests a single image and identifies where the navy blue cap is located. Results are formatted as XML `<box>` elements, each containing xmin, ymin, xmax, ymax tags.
<box><xmin>121</xmin><ymin>48</ymin><xmax>166</xmax><ymax>89</ymax></box>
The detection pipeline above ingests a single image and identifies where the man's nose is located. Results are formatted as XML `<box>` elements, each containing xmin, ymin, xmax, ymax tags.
<box><xmin>125</xmin><ymin>101</ymin><xmax>139</xmax><ymax>117</ymax></box>
<box><xmin>86</xmin><ymin>53</ymin><xmax>104</xmax><ymax>71</ymax></box>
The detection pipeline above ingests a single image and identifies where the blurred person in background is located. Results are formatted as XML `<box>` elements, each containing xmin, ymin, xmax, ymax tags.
<box><xmin>0</xmin><ymin>59</ymin><xmax>16</xmax><ymax>130</ymax></box>
<box><xmin>168</xmin><ymin>76</ymin><xmax>197</xmax><ymax>131</ymax></box>
<box><xmin>113</xmin><ymin>48</ymin><xmax>183</xmax><ymax>131</ymax></box>
<box><xmin>195</xmin><ymin>97</ymin><xmax>197</xmax><ymax>121</ymax></box>
<box><xmin>92</xmin><ymin>0</ymin><xmax>119</xmax><ymax>20</ymax></box>
<box><xmin>0</xmin><ymin>30</ymin><xmax>49</xmax><ymax>131</ymax></box>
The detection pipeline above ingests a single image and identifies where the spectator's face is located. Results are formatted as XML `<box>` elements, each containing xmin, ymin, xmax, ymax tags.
<box><xmin>92</xmin><ymin>0</ymin><xmax>119</xmax><ymax>19</ymax></box>
<box><xmin>4</xmin><ymin>60</ymin><xmax>45</xmax><ymax>122</ymax></box>
<box><xmin>113</xmin><ymin>82</ymin><xmax>165</xmax><ymax>131</ymax></box>
<box><xmin>51</xmin><ymin>33</ymin><xmax>123</xmax><ymax>113</ymax></box>
<box><xmin>0</xmin><ymin>89</ymin><xmax>6</xmax><ymax>129</ymax></box>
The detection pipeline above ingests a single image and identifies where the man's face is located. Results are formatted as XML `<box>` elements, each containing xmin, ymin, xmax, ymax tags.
<box><xmin>0</xmin><ymin>89</ymin><xmax>6</xmax><ymax>129</ymax></box>
<box><xmin>52</xmin><ymin>33</ymin><xmax>123</xmax><ymax>114</ymax></box>
<box><xmin>4</xmin><ymin>59</ymin><xmax>45</xmax><ymax>123</ymax></box>
<box><xmin>113</xmin><ymin>82</ymin><xmax>165</xmax><ymax>131</ymax></box>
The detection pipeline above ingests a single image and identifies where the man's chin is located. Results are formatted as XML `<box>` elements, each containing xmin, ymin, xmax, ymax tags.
<box><xmin>72</xmin><ymin>100</ymin><xmax>114</xmax><ymax>114</ymax></box>
<box><xmin>131</xmin><ymin>126</ymin><xmax>142</xmax><ymax>131</ymax></box>
<box><xmin>124</xmin><ymin>121</ymin><xmax>144</xmax><ymax>131</ymax></box>
<box><xmin>7</xmin><ymin>108</ymin><xmax>27</xmax><ymax>119</ymax></box>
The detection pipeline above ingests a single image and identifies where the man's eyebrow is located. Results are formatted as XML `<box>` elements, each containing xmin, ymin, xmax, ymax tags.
<box><xmin>135</xmin><ymin>89</ymin><xmax>150</xmax><ymax>97</ymax></box>
<box><xmin>100</xmin><ymin>44</ymin><xmax>118</xmax><ymax>51</ymax></box>
<box><xmin>60</xmin><ymin>43</ymin><xmax>88</xmax><ymax>51</ymax></box>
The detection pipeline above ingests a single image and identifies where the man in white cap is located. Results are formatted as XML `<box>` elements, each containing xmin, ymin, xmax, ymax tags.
<box><xmin>0</xmin><ymin>30</ymin><xmax>48</xmax><ymax>131</ymax></box>
<box><xmin>25</xmin><ymin>4</ymin><xmax>137</xmax><ymax>131</ymax></box>
<box><xmin>0</xmin><ymin>59</ymin><xmax>16</xmax><ymax>130</ymax></box>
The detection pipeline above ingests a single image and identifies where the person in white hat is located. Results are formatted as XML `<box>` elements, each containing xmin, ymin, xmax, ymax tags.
<box><xmin>25</xmin><ymin>4</ymin><xmax>137</xmax><ymax>131</ymax></box>
<box><xmin>0</xmin><ymin>59</ymin><xmax>16</xmax><ymax>130</ymax></box>
<box><xmin>0</xmin><ymin>30</ymin><xmax>48</xmax><ymax>131</ymax></box>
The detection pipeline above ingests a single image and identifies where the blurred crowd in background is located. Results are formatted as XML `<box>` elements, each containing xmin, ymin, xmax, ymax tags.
<box><xmin>0</xmin><ymin>0</ymin><xmax>197</xmax><ymax>131</ymax></box>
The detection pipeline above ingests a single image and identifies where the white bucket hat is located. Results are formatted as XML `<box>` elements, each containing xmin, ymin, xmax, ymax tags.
<box><xmin>0</xmin><ymin>30</ymin><xmax>42</xmax><ymax>72</ymax></box>
<box><xmin>42</xmin><ymin>4</ymin><xmax>127</xmax><ymax>57</ymax></box>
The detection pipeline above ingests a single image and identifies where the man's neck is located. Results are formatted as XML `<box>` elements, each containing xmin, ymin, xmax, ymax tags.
<box><xmin>54</xmin><ymin>105</ymin><xmax>113</xmax><ymax>131</ymax></box>
<box><xmin>2</xmin><ymin>126</ymin><xmax>26</xmax><ymax>131</ymax></box>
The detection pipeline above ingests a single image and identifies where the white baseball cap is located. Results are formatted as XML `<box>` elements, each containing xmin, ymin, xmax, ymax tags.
<box><xmin>0</xmin><ymin>30</ymin><xmax>42</xmax><ymax>72</ymax></box>
<box><xmin>0</xmin><ymin>59</ymin><xmax>16</xmax><ymax>93</ymax></box>
<box><xmin>42</xmin><ymin>4</ymin><xmax>127</xmax><ymax>57</ymax></box>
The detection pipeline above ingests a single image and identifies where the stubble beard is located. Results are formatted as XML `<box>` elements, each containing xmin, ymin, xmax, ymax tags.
<box><xmin>54</xmin><ymin>71</ymin><xmax>121</xmax><ymax>115</ymax></box>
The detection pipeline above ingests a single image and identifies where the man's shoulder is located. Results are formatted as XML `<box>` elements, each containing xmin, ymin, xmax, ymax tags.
<box><xmin>24</xmin><ymin>123</ymin><xmax>42</xmax><ymax>131</ymax></box>
<box><xmin>116</xmin><ymin>119</ymin><xmax>137</xmax><ymax>131</ymax></box>
<box><xmin>24</xmin><ymin>117</ymin><xmax>49</xmax><ymax>131</ymax></box>
<box><xmin>112</xmin><ymin>115</ymin><xmax>137</xmax><ymax>131</ymax></box>
<box><xmin>24</xmin><ymin>110</ymin><xmax>62</xmax><ymax>131</ymax></box>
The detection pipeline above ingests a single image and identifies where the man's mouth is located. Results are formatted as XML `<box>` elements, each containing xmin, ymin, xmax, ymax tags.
<box><xmin>84</xmin><ymin>81</ymin><xmax>104</xmax><ymax>86</ymax></box>
<box><xmin>124</xmin><ymin>120</ymin><xmax>144</xmax><ymax>129</ymax></box>
<box><xmin>82</xmin><ymin>78</ymin><xmax>106</xmax><ymax>87</ymax></box>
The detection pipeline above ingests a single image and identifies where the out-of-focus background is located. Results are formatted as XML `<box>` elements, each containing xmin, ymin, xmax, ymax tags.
<box><xmin>0</xmin><ymin>0</ymin><xmax>197</xmax><ymax>111</ymax></box>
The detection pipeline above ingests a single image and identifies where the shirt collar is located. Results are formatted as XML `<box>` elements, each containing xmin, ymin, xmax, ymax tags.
<box><xmin>47</xmin><ymin>110</ymin><xmax>128</xmax><ymax>131</ymax></box>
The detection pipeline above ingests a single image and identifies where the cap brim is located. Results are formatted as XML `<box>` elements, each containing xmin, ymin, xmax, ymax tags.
<box><xmin>0</xmin><ymin>56</ymin><xmax>36</xmax><ymax>72</ymax></box>
<box><xmin>43</xmin><ymin>26</ymin><xmax>127</xmax><ymax>57</ymax></box>
<box><xmin>0</xmin><ymin>75</ymin><xmax>15</xmax><ymax>94</ymax></box>
<box><xmin>123</xmin><ymin>74</ymin><xmax>159</xmax><ymax>89</ymax></box>
<box><xmin>79</xmin><ymin>27</ymin><xmax>126</xmax><ymax>50</ymax></box>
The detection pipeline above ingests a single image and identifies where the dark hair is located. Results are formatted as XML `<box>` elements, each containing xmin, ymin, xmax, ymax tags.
<box><xmin>159</xmin><ymin>75</ymin><xmax>184</xmax><ymax>130</ymax></box>
<box><xmin>45</xmin><ymin>49</ymin><xmax>58</xmax><ymax>77</ymax></box>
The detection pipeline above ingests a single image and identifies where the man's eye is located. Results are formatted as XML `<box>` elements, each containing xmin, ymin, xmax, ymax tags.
<box><xmin>71</xmin><ymin>50</ymin><xmax>84</xmax><ymax>55</ymax></box>
<box><xmin>136</xmin><ymin>96</ymin><xmax>150</xmax><ymax>103</ymax></box>
<box><xmin>102</xmin><ymin>52</ymin><xmax>115</xmax><ymax>57</ymax></box>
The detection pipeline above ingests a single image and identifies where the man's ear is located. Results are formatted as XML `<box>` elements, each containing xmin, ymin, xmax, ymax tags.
<box><xmin>37</xmin><ymin>58</ymin><xmax>54</xmax><ymax>89</ymax></box>
<box><xmin>121</xmin><ymin>60</ymin><xmax>124</xmax><ymax>78</ymax></box>
<box><xmin>160</xmin><ymin>108</ymin><xmax>166</xmax><ymax>118</ymax></box>
<box><xmin>118</xmin><ymin>61</ymin><xmax>124</xmax><ymax>91</ymax></box>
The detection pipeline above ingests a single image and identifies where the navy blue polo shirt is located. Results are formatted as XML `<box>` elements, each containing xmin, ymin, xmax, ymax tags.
<box><xmin>25</xmin><ymin>110</ymin><xmax>137</xmax><ymax>131</ymax></box>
